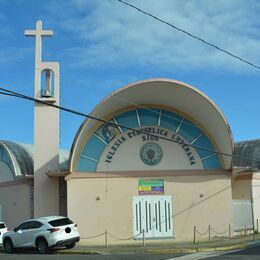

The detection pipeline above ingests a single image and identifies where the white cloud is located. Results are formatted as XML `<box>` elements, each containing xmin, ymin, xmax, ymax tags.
<box><xmin>43</xmin><ymin>0</ymin><xmax>260</xmax><ymax>72</ymax></box>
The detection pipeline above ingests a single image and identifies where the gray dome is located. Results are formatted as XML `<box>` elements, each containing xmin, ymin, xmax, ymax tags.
<box><xmin>234</xmin><ymin>139</ymin><xmax>260</xmax><ymax>171</ymax></box>
<box><xmin>0</xmin><ymin>140</ymin><xmax>34</xmax><ymax>176</ymax></box>
<box><xmin>0</xmin><ymin>141</ymin><xmax>69</xmax><ymax>177</ymax></box>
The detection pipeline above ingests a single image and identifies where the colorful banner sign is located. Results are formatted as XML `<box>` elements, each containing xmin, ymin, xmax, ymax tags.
<box><xmin>138</xmin><ymin>179</ymin><xmax>164</xmax><ymax>195</ymax></box>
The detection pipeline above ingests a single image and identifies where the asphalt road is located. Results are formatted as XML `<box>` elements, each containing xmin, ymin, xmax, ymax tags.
<box><xmin>0</xmin><ymin>250</ymin><xmax>183</xmax><ymax>260</ymax></box>
<box><xmin>203</xmin><ymin>246</ymin><xmax>260</xmax><ymax>260</ymax></box>
<box><xmin>1</xmin><ymin>246</ymin><xmax>260</xmax><ymax>260</ymax></box>
<box><xmin>170</xmin><ymin>245</ymin><xmax>260</xmax><ymax>260</ymax></box>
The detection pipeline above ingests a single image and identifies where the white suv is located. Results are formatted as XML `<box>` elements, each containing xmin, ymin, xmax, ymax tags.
<box><xmin>3</xmin><ymin>216</ymin><xmax>80</xmax><ymax>254</ymax></box>
<box><xmin>0</xmin><ymin>222</ymin><xmax>8</xmax><ymax>244</ymax></box>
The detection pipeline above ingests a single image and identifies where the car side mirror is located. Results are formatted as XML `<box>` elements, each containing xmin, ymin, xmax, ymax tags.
<box><xmin>13</xmin><ymin>227</ymin><xmax>18</xmax><ymax>232</ymax></box>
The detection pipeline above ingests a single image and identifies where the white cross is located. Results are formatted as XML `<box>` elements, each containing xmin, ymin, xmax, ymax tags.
<box><xmin>25</xmin><ymin>20</ymin><xmax>53</xmax><ymax>65</ymax></box>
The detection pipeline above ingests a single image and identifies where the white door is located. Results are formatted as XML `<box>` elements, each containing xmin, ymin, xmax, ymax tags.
<box><xmin>133</xmin><ymin>196</ymin><xmax>173</xmax><ymax>239</ymax></box>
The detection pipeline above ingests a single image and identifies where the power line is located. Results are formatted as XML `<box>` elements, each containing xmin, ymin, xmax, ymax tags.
<box><xmin>0</xmin><ymin>87</ymin><xmax>228</xmax><ymax>141</ymax></box>
<box><xmin>116</xmin><ymin>0</ymin><xmax>260</xmax><ymax>71</ymax></box>
<box><xmin>0</xmin><ymin>86</ymin><xmax>259</xmax><ymax>165</ymax></box>
<box><xmin>112</xmin><ymin>94</ymin><xmax>219</xmax><ymax>139</ymax></box>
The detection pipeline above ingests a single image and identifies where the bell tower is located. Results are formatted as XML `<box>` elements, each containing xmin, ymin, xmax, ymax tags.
<box><xmin>25</xmin><ymin>20</ymin><xmax>60</xmax><ymax>217</ymax></box>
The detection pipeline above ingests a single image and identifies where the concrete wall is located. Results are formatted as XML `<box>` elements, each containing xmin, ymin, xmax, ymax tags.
<box><xmin>0</xmin><ymin>179</ymin><xmax>32</xmax><ymax>228</ymax></box>
<box><xmin>67</xmin><ymin>170</ymin><xmax>233</xmax><ymax>244</ymax></box>
<box><xmin>232</xmin><ymin>177</ymin><xmax>251</xmax><ymax>200</ymax></box>
<box><xmin>252</xmin><ymin>175</ymin><xmax>260</xmax><ymax>229</ymax></box>
<box><xmin>34</xmin><ymin>104</ymin><xmax>60</xmax><ymax>217</ymax></box>
<box><xmin>227</xmin><ymin>173</ymin><xmax>260</xmax><ymax>231</ymax></box>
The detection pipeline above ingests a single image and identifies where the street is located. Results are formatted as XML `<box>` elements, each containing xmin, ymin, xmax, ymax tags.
<box><xmin>1</xmin><ymin>245</ymin><xmax>260</xmax><ymax>260</ymax></box>
<box><xmin>166</xmin><ymin>245</ymin><xmax>260</xmax><ymax>260</ymax></box>
<box><xmin>0</xmin><ymin>250</ymin><xmax>183</xmax><ymax>260</ymax></box>
<box><xmin>203</xmin><ymin>246</ymin><xmax>260</xmax><ymax>260</ymax></box>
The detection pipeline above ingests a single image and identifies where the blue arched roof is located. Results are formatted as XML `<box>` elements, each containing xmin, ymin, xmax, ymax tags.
<box><xmin>77</xmin><ymin>107</ymin><xmax>221</xmax><ymax>171</ymax></box>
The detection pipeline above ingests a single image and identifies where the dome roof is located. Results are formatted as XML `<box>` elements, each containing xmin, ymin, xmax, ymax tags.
<box><xmin>234</xmin><ymin>139</ymin><xmax>260</xmax><ymax>171</ymax></box>
<box><xmin>0</xmin><ymin>141</ymin><xmax>34</xmax><ymax>177</ymax></box>
<box><xmin>0</xmin><ymin>140</ymin><xmax>69</xmax><ymax>181</ymax></box>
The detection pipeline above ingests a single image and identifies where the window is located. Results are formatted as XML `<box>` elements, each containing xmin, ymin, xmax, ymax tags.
<box><xmin>17</xmin><ymin>222</ymin><xmax>30</xmax><ymax>231</ymax></box>
<box><xmin>160</xmin><ymin>110</ymin><xmax>183</xmax><ymax>132</ymax></box>
<box><xmin>77</xmin><ymin>157</ymin><xmax>97</xmax><ymax>172</ymax></box>
<box><xmin>0</xmin><ymin>223</ymin><xmax>6</xmax><ymax>229</ymax></box>
<box><xmin>114</xmin><ymin>110</ymin><xmax>139</xmax><ymax>131</ymax></box>
<box><xmin>27</xmin><ymin>221</ymin><xmax>43</xmax><ymax>229</ymax></box>
<box><xmin>77</xmin><ymin>108</ymin><xmax>222</xmax><ymax>171</ymax></box>
<box><xmin>49</xmin><ymin>218</ymin><xmax>73</xmax><ymax>227</ymax></box>
<box><xmin>178</xmin><ymin>119</ymin><xmax>202</xmax><ymax>143</ymax></box>
<box><xmin>138</xmin><ymin>108</ymin><xmax>160</xmax><ymax>126</ymax></box>
<box><xmin>0</xmin><ymin>145</ymin><xmax>15</xmax><ymax>174</ymax></box>
<box><xmin>81</xmin><ymin>135</ymin><xmax>106</xmax><ymax>160</ymax></box>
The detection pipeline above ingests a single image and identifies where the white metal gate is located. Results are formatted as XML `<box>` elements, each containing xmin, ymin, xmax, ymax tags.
<box><xmin>132</xmin><ymin>196</ymin><xmax>173</xmax><ymax>239</ymax></box>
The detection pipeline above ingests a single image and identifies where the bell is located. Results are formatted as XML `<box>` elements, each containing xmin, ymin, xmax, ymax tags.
<box><xmin>42</xmin><ymin>89</ymin><xmax>52</xmax><ymax>98</ymax></box>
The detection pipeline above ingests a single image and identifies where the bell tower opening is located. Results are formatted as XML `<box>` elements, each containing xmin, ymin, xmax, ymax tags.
<box><xmin>41</xmin><ymin>69</ymin><xmax>54</xmax><ymax>98</ymax></box>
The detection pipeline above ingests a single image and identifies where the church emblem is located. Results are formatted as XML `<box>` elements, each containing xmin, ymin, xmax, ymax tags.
<box><xmin>140</xmin><ymin>142</ymin><xmax>163</xmax><ymax>166</ymax></box>
<box><xmin>101</xmin><ymin>124</ymin><xmax>120</xmax><ymax>143</ymax></box>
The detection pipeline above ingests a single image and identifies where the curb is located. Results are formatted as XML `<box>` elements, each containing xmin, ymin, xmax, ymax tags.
<box><xmin>213</xmin><ymin>243</ymin><xmax>247</xmax><ymax>251</ymax></box>
<box><xmin>57</xmin><ymin>250</ymin><xmax>99</xmax><ymax>255</ymax></box>
<box><xmin>0</xmin><ymin>247</ymin><xmax>100</xmax><ymax>255</ymax></box>
<box><xmin>146</xmin><ymin>241</ymin><xmax>259</xmax><ymax>255</ymax></box>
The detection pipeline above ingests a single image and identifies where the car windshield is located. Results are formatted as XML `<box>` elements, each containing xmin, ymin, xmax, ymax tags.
<box><xmin>48</xmin><ymin>218</ymin><xmax>73</xmax><ymax>227</ymax></box>
<box><xmin>0</xmin><ymin>223</ymin><xmax>6</xmax><ymax>229</ymax></box>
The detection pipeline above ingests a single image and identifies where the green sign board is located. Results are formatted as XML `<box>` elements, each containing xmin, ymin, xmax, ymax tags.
<box><xmin>138</xmin><ymin>179</ymin><xmax>164</xmax><ymax>195</ymax></box>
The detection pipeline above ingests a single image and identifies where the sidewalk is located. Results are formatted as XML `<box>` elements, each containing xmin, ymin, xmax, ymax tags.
<box><xmin>57</xmin><ymin>233</ymin><xmax>260</xmax><ymax>255</ymax></box>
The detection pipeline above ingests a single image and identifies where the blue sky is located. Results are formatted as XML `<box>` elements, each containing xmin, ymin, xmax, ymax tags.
<box><xmin>0</xmin><ymin>0</ymin><xmax>259</xmax><ymax>149</ymax></box>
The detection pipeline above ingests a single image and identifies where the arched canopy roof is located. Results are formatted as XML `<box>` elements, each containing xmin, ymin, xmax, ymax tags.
<box><xmin>0</xmin><ymin>141</ymin><xmax>69</xmax><ymax>181</ymax></box>
<box><xmin>69</xmin><ymin>78</ymin><xmax>234</xmax><ymax>171</ymax></box>
<box><xmin>0</xmin><ymin>141</ymin><xmax>34</xmax><ymax>180</ymax></box>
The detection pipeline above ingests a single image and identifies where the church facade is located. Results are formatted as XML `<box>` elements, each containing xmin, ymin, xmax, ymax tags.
<box><xmin>66</xmin><ymin>78</ymin><xmax>235</xmax><ymax>241</ymax></box>
<box><xmin>0</xmin><ymin>21</ymin><xmax>259</xmax><ymax>244</ymax></box>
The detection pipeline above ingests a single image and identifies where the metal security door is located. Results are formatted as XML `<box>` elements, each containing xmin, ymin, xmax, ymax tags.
<box><xmin>132</xmin><ymin>196</ymin><xmax>173</xmax><ymax>239</ymax></box>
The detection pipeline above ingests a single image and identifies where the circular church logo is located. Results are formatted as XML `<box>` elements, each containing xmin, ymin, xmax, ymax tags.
<box><xmin>140</xmin><ymin>142</ymin><xmax>163</xmax><ymax>166</ymax></box>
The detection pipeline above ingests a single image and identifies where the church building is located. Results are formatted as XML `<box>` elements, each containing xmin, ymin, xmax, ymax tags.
<box><xmin>0</xmin><ymin>21</ymin><xmax>259</xmax><ymax>243</ymax></box>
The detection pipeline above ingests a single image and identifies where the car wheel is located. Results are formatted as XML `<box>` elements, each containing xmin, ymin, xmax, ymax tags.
<box><xmin>65</xmin><ymin>242</ymin><xmax>76</xmax><ymax>249</ymax></box>
<box><xmin>36</xmin><ymin>238</ymin><xmax>49</xmax><ymax>254</ymax></box>
<box><xmin>3</xmin><ymin>238</ymin><xmax>14</xmax><ymax>253</ymax></box>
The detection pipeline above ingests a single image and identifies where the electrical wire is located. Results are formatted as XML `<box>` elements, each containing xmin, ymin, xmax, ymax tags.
<box><xmin>111</xmin><ymin>94</ymin><xmax>220</xmax><ymax>138</ymax></box>
<box><xmin>0</xmin><ymin>86</ymin><xmax>259</xmax><ymax>164</ymax></box>
<box><xmin>116</xmin><ymin>0</ymin><xmax>260</xmax><ymax>71</ymax></box>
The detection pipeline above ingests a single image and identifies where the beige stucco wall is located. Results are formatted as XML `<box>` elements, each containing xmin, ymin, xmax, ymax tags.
<box><xmin>67</xmin><ymin>171</ymin><xmax>233</xmax><ymax>244</ymax></box>
<box><xmin>34</xmin><ymin>104</ymin><xmax>60</xmax><ymax>217</ymax></box>
<box><xmin>0</xmin><ymin>180</ymin><xmax>32</xmax><ymax>228</ymax></box>
<box><xmin>231</xmin><ymin>174</ymin><xmax>260</xmax><ymax>230</ymax></box>
<box><xmin>232</xmin><ymin>178</ymin><xmax>251</xmax><ymax>200</ymax></box>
